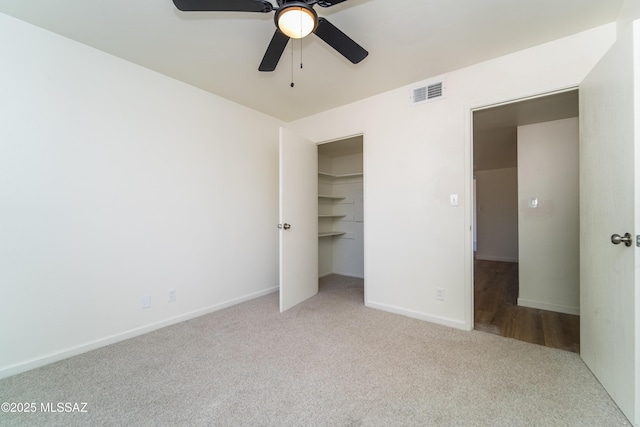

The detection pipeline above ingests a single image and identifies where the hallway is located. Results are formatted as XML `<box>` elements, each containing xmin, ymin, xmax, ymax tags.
<box><xmin>474</xmin><ymin>259</ymin><xmax>580</xmax><ymax>353</ymax></box>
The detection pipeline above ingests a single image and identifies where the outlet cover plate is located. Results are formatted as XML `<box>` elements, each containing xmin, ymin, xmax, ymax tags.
<box><xmin>141</xmin><ymin>295</ymin><xmax>151</xmax><ymax>309</ymax></box>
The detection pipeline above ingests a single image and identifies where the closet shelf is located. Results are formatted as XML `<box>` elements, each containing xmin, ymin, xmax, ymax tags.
<box><xmin>318</xmin><ymin>232</ymin><xmax>346</xmax><ymax>238</ymax></box>
<box><xmin>318</xmin><ymin>195</ymin><xmax>345</xmax><ymax>200</ymax></box>
<box><xmin>318</xmin><ymin>172</ymin><xmax>363</xmax><ymax>179</ymax></box>
<box><xmin>319</xmin><ymin>214</ymin><xmax>346</xmax><ymax>218</ymax></box>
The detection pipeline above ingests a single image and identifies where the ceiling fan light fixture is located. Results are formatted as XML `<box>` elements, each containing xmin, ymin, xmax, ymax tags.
<box><xmin>276</xmin><ymin>3</ymin><xmax>318</xmax><ymax>39</ymax></box>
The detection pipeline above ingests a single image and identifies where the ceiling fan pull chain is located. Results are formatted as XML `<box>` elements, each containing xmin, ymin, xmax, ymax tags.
<box><xmin>299</xmin><ymin>13</ymin><xmax>304</xmax><ymax>69</ymax></box>
<box><xmin>300</xmin><ymin>37</ymin><xmax>303</xmax><ymax>69</ymax></box>
<box><xmin>290</xmin><ymin>39</ymin><xmax>295</xmax><ymax>87</ymax></box>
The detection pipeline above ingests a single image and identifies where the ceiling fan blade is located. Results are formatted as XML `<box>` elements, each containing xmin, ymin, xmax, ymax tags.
<box><xmin>259</xmin><ymin>30</ymin><xmax>290</xmax><ymax>71</ymax></box>
<box><xmin>314</xmin><ymin>17</ymin><xmax>368</xmax><ymax>64</ymax></box>
<box><xmin>173</xmin><ymin>0</ymin><xmax>273</xmax><ymax>12</ymax></box>
<box><xmin>316</xmin><ymin>0</ymin><xmax>348</xmax><ymax>7</ymax></box>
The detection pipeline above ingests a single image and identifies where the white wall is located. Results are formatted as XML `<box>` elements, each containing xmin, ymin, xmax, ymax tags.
<box><xmin>0</xmin><ymin>13</ymin><xmax>282</xmax><ymax>378</ymax></box>
<box><xmin>288</xmin><ymin>24</ymin><xmax>616</xmax><ymax>330</ymax></box>
<box><xmin>617</xmin><ymin>0</ymin><xmax>640</xmax><ymax>37</ymax></box>
<box><xmin>517</xmin><ymin>118</ymin><xmax>580</xmax><ymax>315</ymax></box>
<box><xmin>475</xmin><ymin>168</ymin><xmax>518</xmax><ymax>262</ymax></box>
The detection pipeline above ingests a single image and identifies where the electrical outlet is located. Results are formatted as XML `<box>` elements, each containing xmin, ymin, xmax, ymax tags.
<box><xmin>168</xmin><ymin>289</ymin><xmax>176</xmax><ymax>302</ymax></box>
<box><xmin>141</xmin><ymin>295</ymin><xmax>151</xmax><ymax>309</ymax></box>
<box><xmin>436</xmin><ymin>288</ymin><xmax>445</xmax><ymax>301</ymax></box>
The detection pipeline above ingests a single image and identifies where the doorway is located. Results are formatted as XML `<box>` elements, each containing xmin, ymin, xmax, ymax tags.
<box><xmin>472</xmin><ymin>89</ymin><xmax>580</xmax><ymax>352</ymax></box>
<box><xmin>278</xmin><ymin>129</ymin><xmax>365</xmax><ymax>312</ymax></box>
<box><xmin>317</xmin><ymin>135</ymin><xmax>364</xmax><ymax>301</ymax></box>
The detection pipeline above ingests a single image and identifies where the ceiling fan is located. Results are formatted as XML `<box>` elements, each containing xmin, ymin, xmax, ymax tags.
<box><xmin>172</xmin><ymin>0</ymin><xmax>369</xmax><ymax>71</ymax></box>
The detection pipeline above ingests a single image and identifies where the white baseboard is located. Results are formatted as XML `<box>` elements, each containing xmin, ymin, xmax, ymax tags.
<box><xmin>474</xmin><ymin>254</ymin><xmax>518</xmax><ymax>263</ymax></box>
<box><xmin>517</xmin><ymin>298</ymin><xmax>580</xmax><ymax>315</ymax></box>
<box><xmin>0</xmin><ymin>286</ymin><xmax>279</xmax><ymax>380</ymax></box>
<box><xmin>332</xmin><ymin>271</ymin><xmax>365</xmax><ymax>279</ymax></box>
<box><xmin>365</xmin><ymin>300</ymin><xmax>466</xmax><ymax>330</ymax></box>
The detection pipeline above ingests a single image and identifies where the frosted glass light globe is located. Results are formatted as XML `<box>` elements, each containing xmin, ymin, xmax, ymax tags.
<box><xmin>277</xmin><ymin>6</ymin><xmax>316</xmax><ymax>39</ymax></box>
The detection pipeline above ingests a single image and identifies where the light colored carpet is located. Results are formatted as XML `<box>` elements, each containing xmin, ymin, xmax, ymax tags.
<box><xmin>0</xmin><ymin>275</ymin><xmax>630</xmax><ymax>426</ymax></box>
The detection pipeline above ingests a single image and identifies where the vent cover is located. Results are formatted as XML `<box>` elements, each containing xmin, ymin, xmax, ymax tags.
<box><xmin>410</xmin><ymin>79</ymin><xmax>446</xmax><ymax>105</ymax></box>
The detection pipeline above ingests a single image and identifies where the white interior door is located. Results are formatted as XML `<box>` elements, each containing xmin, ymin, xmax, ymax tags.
<box><xmin>279</xmin><ymin>127</ymin><xmax>318</xmax><ymax>312</ymax></box>
<box><xmin>579</xmin><ymin>21</ymin><xmax>639</xmax><ymax>424</ymax></box>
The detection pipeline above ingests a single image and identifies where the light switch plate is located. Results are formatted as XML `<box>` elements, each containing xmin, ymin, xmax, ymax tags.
<box><xmin>450</xmin><ymin>194</ymin><xmax>459</xmax><ymax>206</ymax></box>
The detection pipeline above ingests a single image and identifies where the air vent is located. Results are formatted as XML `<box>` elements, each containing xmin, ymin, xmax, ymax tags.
<box><xmin>412</xmin><ymin>86</ymin><xmax>428</xmax><ymax>103</ymax></box>
<box><xmin>427</xmin><ymin>81</ymin><xmax>443</xmax><ymax>99</ymax></box>
<box><xmin>410</xmin><ymin>79</ymin><xmax>446</xmax><ymax>106</ymax></box>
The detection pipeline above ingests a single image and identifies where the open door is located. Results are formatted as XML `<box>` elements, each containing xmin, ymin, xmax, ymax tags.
<box><xmin>579</xmin><ymin>21</ymin><xmax>639</xmax><ymax>424</ymax></box>
<box><xmin>279</xmin><ymin>127</ymin><xmax>318</xmax><ymax>312</ymax></box>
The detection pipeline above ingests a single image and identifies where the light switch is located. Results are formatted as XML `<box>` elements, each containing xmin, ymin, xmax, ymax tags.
<box><xmin>529</xmin><ymin>197</ymin><xmax>539</xmax><ymax>208</ymax></box>
<box><xmin>450</xmin><ymin>194</ymin><xmax>459</xmax><ymax>206</ymax></box>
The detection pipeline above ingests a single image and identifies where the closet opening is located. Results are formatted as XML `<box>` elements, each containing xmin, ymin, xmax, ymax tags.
<box><xmin>317</xmin><ymin>135</ymin><xmax>364</xmax><ymax>302</ymax></box>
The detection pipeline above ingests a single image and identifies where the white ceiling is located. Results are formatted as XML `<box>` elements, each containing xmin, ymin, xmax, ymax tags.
<box><xmin>0</xmin><ymin>0</ymin><xmax>622</xmax><ymax>122</ymax></box>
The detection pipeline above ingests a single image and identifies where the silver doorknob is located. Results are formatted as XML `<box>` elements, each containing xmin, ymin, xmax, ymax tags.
<box><xmin>278</xmin><ymin>223</ymin><xmax>291</xmax><ymax>230</ymax></box>
<box><xmin>611</xmin><ymin>233</ymin><xmax>632</xmax><ymax>247</ymax></box>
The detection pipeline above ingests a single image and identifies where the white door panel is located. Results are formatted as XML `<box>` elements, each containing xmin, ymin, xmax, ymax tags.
<box><xmin>279</xmin><ymin>127</ymin><xmax>318</xmax><ymax>312</ymax></box>
<box><xmin>579</xmin><ymin>21</ymin><xmax>639</xmax><ymax>424</ymax></box>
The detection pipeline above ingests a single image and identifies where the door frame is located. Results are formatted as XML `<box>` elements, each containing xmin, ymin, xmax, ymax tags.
<box><xmin>317</xmin><ymin>132</ymin><xmax>367</xmax><ymax>303</ymax></box>
<box><xmin>463</xmin><ymin>86</ymin><xmax>579</xmax><ymax>330</ymax></box>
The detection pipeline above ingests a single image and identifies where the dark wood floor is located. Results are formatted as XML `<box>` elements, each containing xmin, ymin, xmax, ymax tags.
<box><xmin>474</xmin><ymin>259</ymin><xmax>580</xmax><ymax>353</ymax></box>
